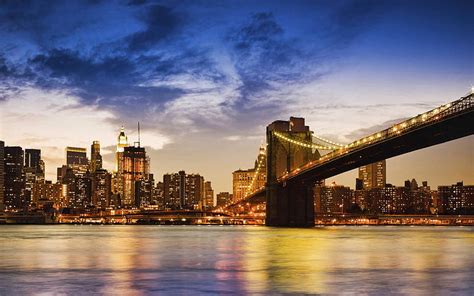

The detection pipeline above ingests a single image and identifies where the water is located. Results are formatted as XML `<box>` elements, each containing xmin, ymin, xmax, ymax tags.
<box><xmin>0</xmin><ymin>225</ymin><xmax>472</xmax><ymax>295</ymax></box>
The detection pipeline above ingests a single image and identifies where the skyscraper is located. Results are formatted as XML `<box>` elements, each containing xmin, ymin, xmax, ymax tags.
<box><xmin>24</xmin><ymin>149</ymin><xmax>44</xmax><ymax>207</ymax></box>
<box><xmin>4</xmin><ymin>146</ymin><xmax>25</xmax><ymax>210</ymax></box>
<box><xmin>163</xmin><ymin>170</ymin><xmax>205</xmax><ymax>210</ymax></box>
<box><xmin>66</xmin><ymin>147</ymin><xmax>88</xmax><ymax>175</ymax></box>
<box><xmin>115</xmin><ymin>127</ymin><xmax>129</xmax><ymax>199</ymax></box>
<box><xmin>204</xmin><ymin>181</ymin><xmax>214</xmax><ymax>209</ymax></box>
<box><xmin>120</xmin><ymin>145</ymin><xmax>148</xmax><ymax>207</ymax></box>
<box><xmin>90</xmin><ymin>141</ymin><xmax>102</xmax><ymax>172</ymax></box>
<box><xmin>92</xmin><ymin>168</ymin><xmax>111</xmax><ymax>209</ymax></box>
<box><xmin>0</xmin><ymin>141</ymin><xmax>4</xmax><ymax>210</ymax></box>
<box><xmin>116</xmin><ymin>126</ymin><xmax>128</xmax><ymax>171</ymax></box>
<box><xmin>358</xmin><ymin>160</ymin><xmax>386</xmax><ymax>189</ymax></box>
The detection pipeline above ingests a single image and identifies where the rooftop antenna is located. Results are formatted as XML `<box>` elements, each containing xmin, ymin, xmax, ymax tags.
<box><xmin>138</xmin><ymin>121</ymin><xmax>141</xmax><ymax>147</ymax></box>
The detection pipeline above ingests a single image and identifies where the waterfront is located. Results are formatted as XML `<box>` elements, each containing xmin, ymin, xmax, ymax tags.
<box><xmin>0</xmin><ymin>226</ymin><xmax>473</xmax><ymax>295</ymax></box>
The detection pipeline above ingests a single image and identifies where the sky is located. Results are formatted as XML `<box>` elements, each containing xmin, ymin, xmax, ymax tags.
<box><xmin>0</xmin><ymin>0</ymin><xmax>473</xmax><ymax>193</ymax></box>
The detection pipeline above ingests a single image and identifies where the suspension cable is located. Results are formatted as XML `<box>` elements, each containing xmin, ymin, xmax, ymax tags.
<box><xmin>273</xmin><ymin>131</ymin><xmax>340</xmax><ymax>150</ymax></box>
<box><xmin>244</xmin><ymin>153</ymin><xmax>265</xmax><ymax>197</ymax></box>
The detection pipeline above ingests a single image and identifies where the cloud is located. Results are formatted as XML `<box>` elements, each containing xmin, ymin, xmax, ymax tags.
<box><xmin>126</xmin><ymin>4</ymin><xmax>182</xmax><ymax>52</ymax></box>
<box><xmin>0</xmin><ymin>87</ymin><xmax>170</xmax><ymax>180</ymax></box>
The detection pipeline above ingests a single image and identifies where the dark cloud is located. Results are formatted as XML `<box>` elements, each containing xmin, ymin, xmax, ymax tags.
<box><xmin>127</xmin><ymin>4</ymin><xmax>181</xmax><ymax>52</ymax></box>
<box><xmin>228</xmin><ymin>12</ymin><xmax>306</xmax><ymax>99</ymax></box>
<box><xmin>29</xmin><ymin>48</ymin><xmax>186</xmax><ymax>117</ymax></box>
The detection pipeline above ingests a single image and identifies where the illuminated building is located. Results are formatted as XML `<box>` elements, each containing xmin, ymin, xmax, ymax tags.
<box><xmin>152</xmin><ymin>181</ymin><xmax>164</xmax><ymax>208</ymax></box>
<box><xmin>408</xmin><ymin>180</ymin><xmax>431</xmax><ymax>213</ymax></box>
<box><xmin>24</xmin><ymin>149</ymin><xmax>44</xmax><ymax>208</ymax></box>
<box><xmin>90</xmin><ymin>141</ymin><xmax>102</xmax><ymax>172</ymax></box>
<box><xmin>0</xmin><ymin>141</ymin><xmax>5</xmax><ymax>211</ymax></box>
<box><xmin>4</xmin><ymin>146</ymin><xmax>25</xmax><ymax>210</ymax></box>
<box><xmin>0</xmin><ymin>141</ymin><xmax>4</xmax><ymax>210</ymax></box>
<box><xmin>204</xmin><ymin>181</ymin><xmax>214</xmax><ymax>209</ymax></box>
<box><xmin>134</xmin><ymin>173</ymin><xmax>154</xmax><ymax>207</ymax></box>
<box><xmin>66</xmin><ymin>147</ymin><xmax>88</xmax><ymax>175</ymax></box>
<box><xmin>438</xmin><ymin>182</ymin><xmax>474</xmax><ymax>214</ymax></box>
<box><xmin>92</xmin><ymin>168</ymin><xmax>111</xmax><ymax>209</ymax></box>
<box><xmin>314</xmin><ymin>182</ymin><xmax>352</xmax><ymax>214</ymax></box>
<box><xmin>61</xmin><ymin>167</ymin><xmax>92</xmax><ymax>209</ymax></box>
<box><xmin>57</xmin><ymin>165</ymin><xmax>68</xmax><ymax>183</ymax></box>
<box><xmin>358</xmin><ymin>160</ymin><xmax>386</xmax><ymax>189</ymax></box>
<box><xmin>216</xmin><ymin>192</ymin><xmax>232</xmax><ymax>207</ymax></box>
<box><xmin>115</xmin><ymin>127</ymin><xmax>129</xmax><ymax>199</ymax></box>
<box><xmin>163</xmin><ymin>170</ymin><xmax>204</xmax><ymax>210</ymax></box>
<box><xmin>115</xmin><ymin>126</ymin><xmax>128</xmax><ymax>171</ymax></box>
<box><xmin>232</xmin><ymin>145</ymin><xmax>266</xmax><ymax>201</ymax></box>
<box><xmin>32</xmin><ymin>180</ymin><xmax>62</xmax><ymax>208</ymax></box>
<box><xmin>119</xmin><ymin>145</ymin><xmax>148</xmax><ymax>207</ymax></box>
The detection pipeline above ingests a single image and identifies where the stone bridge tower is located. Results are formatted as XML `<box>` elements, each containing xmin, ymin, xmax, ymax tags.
<box><xmin>265</xmin><ymin>117</ymin><xmax>320</xmax><ymax>227</ymax></box>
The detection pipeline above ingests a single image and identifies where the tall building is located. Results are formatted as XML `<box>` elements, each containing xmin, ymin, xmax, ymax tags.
<box><xmin>116</xmin><ymin>126</ymin><xmax>128</xmax><ymax>171</ymax></box>
<box><xmin>4</xmin><ymin>146</ymin><xmax>25</xmax><ymax>210</ymax></box>
<box><xmin>163</xmin><ymin>170</ymin><xmax>205</xmax><ymax>210</ymax></box>
<box><xmin>92</xmin><ymin>169</ymin><xmax>111</xmax><ymax>209</ymax></box>
<box><xmin>204</xmin><ymin>181</ymin><xmax>214</xmax><ymax>209</ymax></box>
<box><xmin>115</xmin><ymin>127</ymin><xmax>129</xmax><ymax>200</ymax></box>
<box><xmin>119</xmin><ymin>145</ymin><xmax>148</xmax><ymax>207</ymax></box>
<box><xmin>24</xmin><ymin>149</ymin><xmax>44</xmax><ymax>208</ymax></box>
<box><xmin>358</xmin><ymin>160</ymin><xmax>386</xmax><ymax>189</ymax></box>
<box><xmin>25</xmin><ymin>149</ymin><xmax>42</xmax><ymax>172</ymax></box>
<box><xmin>66</xmin><ymin>147</ymin><xmax>88</xmax><ymax>175</ymax></box>
<box><xmin>232</xmin><ymin>145</ymin><xmax>266</xmax><ymax>201</ymax></box>
<box><xmin>90</xmin><ymin>141</ymin><xmax>102</xmax><ymax>172</ymax></box>
<box><xmin>135</xmin><ymin>174</ymin><xmax>154</xmax><ymax>208</ymax></box>
<box><xmin>0</xmin><ymin>141</ymin><xmax>4</xmax><ymax>210</ymax></box>
<box><xmin>57</xmin><ymin>165</ymin><xmax>68</xmax><ymax>183</ymax></box>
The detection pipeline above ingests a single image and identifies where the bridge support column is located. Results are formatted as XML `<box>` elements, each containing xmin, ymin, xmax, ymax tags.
<box><xmin>266</xmin><ymin>179</ymin><xmax>314</xmax><ymax>227</ymax></box>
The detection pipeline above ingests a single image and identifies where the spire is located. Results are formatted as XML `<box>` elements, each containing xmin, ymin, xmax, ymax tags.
<box><xmin>117</xmin><ymin>125</ymin><xmax>128</xmax><ymax>152</ymax></box>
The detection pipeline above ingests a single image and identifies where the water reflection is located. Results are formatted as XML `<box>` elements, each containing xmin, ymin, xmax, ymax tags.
<box><xmin>0</xmin><ymin>225</ymin><xmax>472</xmax><ymax>294</ymax></box>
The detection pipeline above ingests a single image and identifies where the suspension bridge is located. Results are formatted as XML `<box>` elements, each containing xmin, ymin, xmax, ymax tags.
<box><xmin>219</xmin><ymin>91</ymin><xmax>474</xmax><ymax>227</ymax></box>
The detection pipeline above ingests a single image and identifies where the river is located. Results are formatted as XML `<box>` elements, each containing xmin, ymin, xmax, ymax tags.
<box><xmin>0</xmin><ymin>225</ymin><xmax>472</xmax><ymax>295</ymax></box>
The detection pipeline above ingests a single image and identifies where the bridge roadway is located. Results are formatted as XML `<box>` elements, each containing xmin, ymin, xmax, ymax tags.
<box><xmin>230</xmin><ymin>93</ymin><xmax>474</xmax><ymax>226</ymax></box>
<box><xmin>281</xmin><ymin>93</ymin><xmax>473</xmax><ymax>184</ymax></box>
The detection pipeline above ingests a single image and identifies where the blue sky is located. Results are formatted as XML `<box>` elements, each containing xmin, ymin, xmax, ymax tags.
<box><xmin>0</xmin><ymin>0</ymin><xmax>473</xmax><ymax>192</ymax></box>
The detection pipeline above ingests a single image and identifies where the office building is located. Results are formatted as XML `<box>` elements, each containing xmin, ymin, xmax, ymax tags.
<box><xmin>314</xmin><ymin>182</ymin><xmax>352</xmax><ymax>214</ymax></box>
<box><xmin>92</xmin><ymin>168</ymin><xmax>111</xmax><ymax>209</ymax></box>
<box><xmin>163</xmin><ymin>171</ymin><xmax>205</xmax><ymax>210</ymax></box>
<box><xmin>232</xmin><ymin>145</ymin><xmax>266</xmax><ymax>201</ymax></box>
<box><xmin>66</xmin><ymin>147</ymin><xmax>88</xmax><ymax>175</ymax></box>
<box><xmin>358</xmin><ymin>160</ymin><xmax>386</xmax><ymax>189</ymax></box>
<box><xmin>0</xmin><ymin>141</ymin><xmax>4</xmax><ymax>210</ymax></box>
<box><xmin>90</xmin><ymin>141</ymin><xmax>102</xmax><ymax>172</ymax></box>
<box><xmin>119</xmin><ymin>145</ymin><xmax>148</xmax><ymax>207</ymax></box>
<box><xmin>204</xmin><ymin>181</ymin><xmax>214</xmax><ymax>209</ymax></box>
<box><xmin>216</xmin><ymin>192</ymin><xmax>232</xmax><ymax>207</ymax></box>
<box><xmin>4</xmin><ymin>146</ymin><xmax>25</xmax><ymax>210</ymax></box>
<box><xmin>438</xmin><ymin>182</ymin><xmax>474</xmax><ymax>214</ymax></box>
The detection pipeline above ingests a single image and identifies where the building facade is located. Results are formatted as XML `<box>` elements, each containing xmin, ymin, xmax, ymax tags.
<box><xmin>232</xmin><ymin>146</ymin><xmax>266</xmax><ymax>202</ymax></box>
<box><xmin>4</xmin><ymin>146</ymin><xmax>25</xmax><ymax>210</ymax></box>
<box><xmin>358</xmin><ymin>160</ymin><xmax>386</xmax><ymax>189</ymax></box>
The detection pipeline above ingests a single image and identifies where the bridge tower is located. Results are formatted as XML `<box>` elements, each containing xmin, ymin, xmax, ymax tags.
<box><xmin>265</xmin><ymin>117</ymin><xmax>320</xmax><ymax>227</ymax></box>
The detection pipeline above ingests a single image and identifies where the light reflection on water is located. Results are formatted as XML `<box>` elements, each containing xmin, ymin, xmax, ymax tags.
<box><xmin>0</xmin><ymin>225</ymin><xmax>472</xmax><ymax>295</ymax></box>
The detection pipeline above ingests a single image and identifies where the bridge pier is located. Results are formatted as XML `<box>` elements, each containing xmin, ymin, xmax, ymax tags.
<box><xmin>266</xmin><ymin>180</ymin><xmax>315</xmax><ymax>227</ymax></box>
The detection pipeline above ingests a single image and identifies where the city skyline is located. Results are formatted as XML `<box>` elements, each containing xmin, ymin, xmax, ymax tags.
<box><xmin>1</xmin><ymin>0</ymin><xmax>473</xmax><ymax>193</ymax></box>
